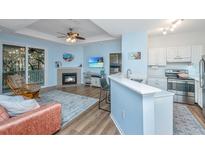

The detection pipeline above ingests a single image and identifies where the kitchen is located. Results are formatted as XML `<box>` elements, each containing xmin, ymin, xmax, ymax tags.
<box><xmin>109</xmin><ymin>43</ymin><xmax>205</xmax><ymax>135</ymax></box>
<box><xmin>148</xmin><ymin>31</ymin><xmax>205</xmax><ymax>112</ymax></box>
<box><xmin>109</xmin><ymin>20</ymin><xmax>205</xmax><ymax>135</ymax></box>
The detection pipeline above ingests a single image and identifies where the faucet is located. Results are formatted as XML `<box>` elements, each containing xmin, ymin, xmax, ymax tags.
<box><xmin>126</xmin><ymin>69</ymin><xmax>132</xmax><ymax>79</ymax></box>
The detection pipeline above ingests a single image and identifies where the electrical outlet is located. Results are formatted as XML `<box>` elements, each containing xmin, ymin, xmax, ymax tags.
<box><xmin>121</xmin><ymin>111</ymin><xmax>126</xmax><ymax>119</ymax></box>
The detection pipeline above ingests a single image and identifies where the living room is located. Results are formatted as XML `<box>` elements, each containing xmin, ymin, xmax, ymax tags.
<box><xmin>1</xmin><ymin>0</ymin><xmax>205</xmax><ymax>154</ymax></box>
<box><xmin>1</xmin><ymin>19</ymin><xmax>205</xmax><ymax>135</ymax></box>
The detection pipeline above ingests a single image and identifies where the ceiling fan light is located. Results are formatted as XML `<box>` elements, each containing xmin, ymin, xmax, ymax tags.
<box><xmin>66</xmin><ymin>37</ymin><xmax>71</xmax><ymax>42</ymax></box>
<box><xmin>71</xmin><ymin>38</ymin><xmax>77</xmax><ymax>43</ymax></box>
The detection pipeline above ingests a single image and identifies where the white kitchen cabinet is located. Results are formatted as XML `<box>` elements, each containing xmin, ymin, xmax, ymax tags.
<box><xmin>178</xmin><ymin>46</ymin><xmax>191</xmax><ymax>62</ymax></box>
<box><xmin>148</xmin><ymin>48</ymin><xmax>157</xmax><ymax>65</ymax></box>
<box><xmin>167</xmin><ymin>46</ymin><xmax>191</xmax><ymax>62</ymax></box>
<box><xmin>147</xmin><ymin>78</ymin><xmax>167</xmax><ymax>90</ymax></box>
<box><xmin>148</xmin><ymin>48</ymin><xmax>166</xmax><ymax>66</ymax></box>
<box><xmin>195</xmin><ymin>80</ymin><xmax>203</xmax><ymax>108</ymax></box>
<box><xmin>167</xmin><ymin>47</ymin><xmax>178</xmax><ymax>62</ymax></box>
<box><xmin>154</xmin><ymin>91</ymin><xmax>174</xmax><ymax>135</ymax></box>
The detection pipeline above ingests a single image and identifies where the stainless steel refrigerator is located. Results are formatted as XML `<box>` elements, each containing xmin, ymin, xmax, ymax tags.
<box><xmin>199</xmin><ymin>55</ymin><xmax>205</xmax><ymax>117</ymax></box>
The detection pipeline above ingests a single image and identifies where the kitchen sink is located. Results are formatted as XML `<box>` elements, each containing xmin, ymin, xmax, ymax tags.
<box><xmin>130</xmin><ymin>78</ymin><xmax>143</xmax><ymax>83</ymax></box>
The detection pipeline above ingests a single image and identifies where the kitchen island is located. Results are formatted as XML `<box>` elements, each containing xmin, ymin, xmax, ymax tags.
<box><xmin>109</xmin><ymin>74</ymin><xmax>174</xmax><ymax>135</ymax></box>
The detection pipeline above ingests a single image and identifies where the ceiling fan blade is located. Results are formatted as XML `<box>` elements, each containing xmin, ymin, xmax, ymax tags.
<box><xmin>76</xmin><ymin>36</ymin><xmax>85</xmax><ymax>40</ymax></box>
<box><xmin>57</xmin><ymin>32</ymin><xmax>67</xmax><ymax>36</ymax></box>
<box><xmin>57</xmin><ymin>36</ymin><xmax>66</xmax><ymax>38</ymax></box>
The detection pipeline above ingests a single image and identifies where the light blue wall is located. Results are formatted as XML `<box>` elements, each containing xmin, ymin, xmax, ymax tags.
<box><xmin>0</xmin><ymin>31</ymin><xmax>148</xmax><ymax>91</ymax></box>
<box><xmin>0</xmin><ymin>32</ymin><xmax>84</xmax><ymax>89</ymax></box>
<box><xmin>83</xmin><ymin>39</ymin><xmax>121</xmax><ymax>75</ymax></box>
<box><xmin>111</xmin><ymin>80</ymin><xmax>143</xmax><ymax>134</ymax></box>
<box><xmin>122</xmin><ymin>32</ymin><xmax>148</xmax><ymax>78</ymax></box>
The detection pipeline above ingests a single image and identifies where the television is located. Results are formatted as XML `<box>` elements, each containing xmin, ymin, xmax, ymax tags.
<box><xmin>88</xmin><ymin>57</ymin><xmax>104</xmax><ymax>68</ymax></box>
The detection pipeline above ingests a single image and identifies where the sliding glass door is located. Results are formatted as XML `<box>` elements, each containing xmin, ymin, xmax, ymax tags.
<box><xmin>2</xmin><ymin>44</ymin><xmax>45</xmax><ymax>93</ymax></box>
<box><xmin>2</xmin><ymin>44</ymin><xmax>26</xmax><ymax>93</ymax></box>
<box><xmin>28</xmin><ymin>48</ymin><xmax>45</xmax><ymax>85</ymax></box>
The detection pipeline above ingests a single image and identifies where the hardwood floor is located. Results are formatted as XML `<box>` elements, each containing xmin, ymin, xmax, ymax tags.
<box><xmin>57</xmin><ymin>85</ymin><xmax>120</xmax><ymax>135</ymax></box>
<box><xmin>55</xmin><ymin>85</ymin><xmax>205</xmax><ymax>135</ymax></box>
<box><xmin>186</xmin><ymin>104</ymin><xmax>205</xmax><ymax>128</ymax></box>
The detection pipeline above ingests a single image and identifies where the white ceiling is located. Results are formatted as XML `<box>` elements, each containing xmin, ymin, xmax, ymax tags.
<box><xmin>91</xmin><ymin>19</ymin><xmax>165</xmax><ymax>36</ymax></box>
<box><xmin>91</xmin><ymin>19</ymin><xmax>205</xmax><ymax>37</ymax></box>
<box><xmin>0</xmin><ymin>19</ymin><xmax>115</xmax><ymax>45</ymax></box>
<box><xmin>148</xmin><ymin>19</ymin><xmax>205</xmax><ymax>36</ymax></box>
<box><xmin>0</xmin><ymin>19</ymin><xmax>205</xmax><ymax>45</ymax></box>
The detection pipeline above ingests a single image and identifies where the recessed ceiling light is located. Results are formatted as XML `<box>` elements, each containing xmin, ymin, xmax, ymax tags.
<box><xmin>176</xmin><ymin>19</ymin><xmax>183</xmax><ymax>25</ymax></box>
<box><xmin>159</xmin><ymin>28</ymin><xmax>164</xmax><ymax>31</ymax></box>
<box><xmin>172</xmin><ymin>24</ymin><xmax>177</xmax><ymax>28</ymax></box>
<box><xmin>168</xmin><ymin>19</ymin><xmax>177</xmax><ymax>23</ymax></box>
<box><xmin>162</xmin><ymin>30</ymin><xmax>167</xmax><ymax>35</ymax></box>
<box><xmin>160</xmin><ymin>19</ymin><xmax>184</xmax><ymax>36</ymax></box>
<box><xmin>170</xmin><ymin>27</ymin><xmax>175</xmax><ymax>32</ymax></box>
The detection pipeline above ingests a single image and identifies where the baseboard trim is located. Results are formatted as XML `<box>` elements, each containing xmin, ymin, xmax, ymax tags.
<box><xmin>110</xmin><ymin>114</ymin><xmax>124</xmax><ymax>135</ymax></box>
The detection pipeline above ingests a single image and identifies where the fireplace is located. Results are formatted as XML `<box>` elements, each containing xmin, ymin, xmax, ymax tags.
<box><xmin>62</xmin><ymin>73</ymin><xmax>77</xmax><ymax>85</ymax></box>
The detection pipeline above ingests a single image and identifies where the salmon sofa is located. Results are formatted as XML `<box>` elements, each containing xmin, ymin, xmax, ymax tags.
<box><xmin>0</xmin><ymin>103</ymin><xmax>61</xmax><ymax>135</ymax></box>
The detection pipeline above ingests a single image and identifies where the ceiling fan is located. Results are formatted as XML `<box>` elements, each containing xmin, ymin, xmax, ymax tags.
<box><xmin>57</xmin><ymin>28</ymin><xmax>85</xmax><ymax>43</ymax></box>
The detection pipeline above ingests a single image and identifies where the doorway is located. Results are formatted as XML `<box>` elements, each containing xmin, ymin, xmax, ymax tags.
<box><xmin>109</xmin><ymin>53</ymin><xmax>122</xmax><ymax>75</ymax></box>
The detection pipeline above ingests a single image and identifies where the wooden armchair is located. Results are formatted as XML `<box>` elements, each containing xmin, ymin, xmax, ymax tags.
<box><xmin>7</xmin><ymin>74</ymin><xmax>41</xmax><ymax>99</ymax></box>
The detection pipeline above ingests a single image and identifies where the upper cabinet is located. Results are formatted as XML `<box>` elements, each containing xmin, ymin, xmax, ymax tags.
<box><xmin>148</xmin><ymin>48</ymin><xmax>166</xmax><ymax>66</ymax></box>
<box><xmin>166</xmin><ymin>47</ymin><xmax>178</xmax><ymax>62</ymax></box>
<box><xmin>149</xmin><ymin>45</ymin><xmax>202</xmax><ymax>66</ymax></box>
<box><xmin>166</xmin><ymin>46</ymin><xmax>191</xmax><ymax>62</ymax></box>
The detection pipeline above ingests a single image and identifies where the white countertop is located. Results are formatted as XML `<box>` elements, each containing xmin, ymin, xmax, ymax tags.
<box><xmin>154</xmin><ymin>90</ymin><xmax>174</xmax><ymax>98</ymax></box>
<box><xmin>189</xmin><ymin>75</ymin><xmax>199</xmax><ymax>81</ymax></box>
<box><xmin>109</xmin><ymin>74</ymin><xmax>161</xmax><ymax>95</ymax></box>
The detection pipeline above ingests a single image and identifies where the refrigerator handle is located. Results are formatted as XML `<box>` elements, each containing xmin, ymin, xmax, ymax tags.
<box><xmin>199</xmin><ymin>59</ymin><xmax>204</xmax><ymax>88</ymax></box>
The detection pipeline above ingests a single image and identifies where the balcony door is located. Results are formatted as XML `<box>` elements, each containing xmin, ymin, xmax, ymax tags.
<box><xmin>2</xmin><ymin>44</ymin><xmax>45</xmax><ymax>93</ymax></box>
<box><xmin>28</xmin><ymin>47</ymin><xmax>45</xmax><ymax>85</ymax></box>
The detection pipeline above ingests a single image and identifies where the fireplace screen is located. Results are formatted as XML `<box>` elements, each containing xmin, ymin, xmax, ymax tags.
<box><xmin>62</xmin><ymin>73</ymin><xmax>77</xmax><ymax>85</ymax></box>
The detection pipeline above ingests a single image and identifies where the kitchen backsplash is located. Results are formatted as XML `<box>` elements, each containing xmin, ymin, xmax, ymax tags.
<box><xmin>148</xmin><ymin>63</ymin><xmax>198</xmax><ymax>78</ymax></box>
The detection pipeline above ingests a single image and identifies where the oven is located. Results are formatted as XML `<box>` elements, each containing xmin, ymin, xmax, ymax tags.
<box><xmin>167</xmin><ymin>78</ymin><xmax>195</xmax><ymax>104</ymax></box>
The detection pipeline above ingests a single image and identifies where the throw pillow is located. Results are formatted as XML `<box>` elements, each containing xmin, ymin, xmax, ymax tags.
<box><xmin>0</xmin><ymin>105</ymin><xmax>10</xmax><ymax>122</ymax></box>
<box><xmin>0</xmin><ymin>99</ymin><xmax>40</xmax><ymax>116</ymax></box>
<box><xmin>0</xmin><ymin>95</ymin><xmax>24</xmax><ymax>102</ymax></box>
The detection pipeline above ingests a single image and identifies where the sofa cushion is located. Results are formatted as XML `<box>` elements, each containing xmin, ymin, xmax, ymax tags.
<box><xmin>0</xmin><ymin>105</ymin><xmax>9</xmax><ymax>122</ymax></box>
<box><xmin>0</xmin><ymin>99</ymin><xmax>40</xmax><ymax>116</ymax></box>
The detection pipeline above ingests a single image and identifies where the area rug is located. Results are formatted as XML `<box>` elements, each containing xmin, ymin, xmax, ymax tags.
<box><xmin>37</xmin><ymin>90</ymin><xmax>98</xmax><ymax>127</ymax></box>
<box><xmin>174</xmin><ymin>103</ymin><xmax>205</xmax><ymax>135</ymax></box>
